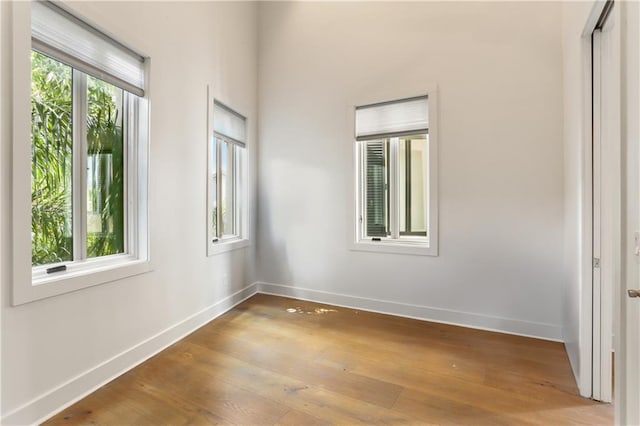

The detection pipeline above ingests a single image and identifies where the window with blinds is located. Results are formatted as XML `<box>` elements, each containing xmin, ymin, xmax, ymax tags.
<box><xmin>354</xmin><ymin>94</ymin><xmax>437</xmax><ymax>255</ymax></box>
<box><xmin>31</xmin><ymin>1</ymin><xmax>146</xmax><ymax>96</ymax></box>
<box><xmin>29</xmin><ymin>1</ymin><xmax>149</xmax><ymax>285</ymax></box>
<box><xmin>355</xmin><ymin>96</ymin><xmax>428</xmax><ymax>141</ymax></box>
<box><xmin>208</xmin><ymin>97</ymin><xmax>248</xmax><ymax>254</ymax></box>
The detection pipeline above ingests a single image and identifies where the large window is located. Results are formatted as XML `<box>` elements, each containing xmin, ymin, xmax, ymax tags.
<box><xmin>207</xmin><ymin>98</ymin><xmax>248</xmax><ymax>255</ymax></box>
<box><xmin>12</xmin><ymin>1</ymin><xmax>149</xmax><ymax>304</ymax></box>
<box><xmin>31</xmin><ymin>52</ymin><xmax>128</xmax><ymax>268</ymax></box>
<box><xmin>354</xmin><ymin>94</ymin><xmax>438</xmax><ymax>256</ymax></box>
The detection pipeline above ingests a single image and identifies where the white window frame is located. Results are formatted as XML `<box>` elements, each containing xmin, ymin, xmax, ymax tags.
<box><xmin>11</xmin><ymin>2</ymin><xmax>150</xmax><ymax>305</ymax></box>
<box><xmin>206</xmin><ymin>86</ymin><xmax>249</xmax><ymax>256</ymax></box>
<box><xmin>351</xmin><ymin>89</ymin><xmax>439</xmax><ymax>256</ymax></box>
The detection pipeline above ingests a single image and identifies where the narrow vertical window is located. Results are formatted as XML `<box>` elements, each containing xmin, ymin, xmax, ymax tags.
<box><xmin>354</xmin><ymin>94</ymin><xmax>438</xmax><ymax>255</ymax></box>
<box><xmin>208</xmin><ymin>98</ymin><xmax>247</xmax><ymax>253</ymax></box>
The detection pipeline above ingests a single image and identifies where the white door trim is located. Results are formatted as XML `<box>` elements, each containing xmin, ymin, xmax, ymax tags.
<box><xmin>591</xmin><ymin>3</ymin><xmax>620</xmax><ymax>403</ymax></box>
<box><xmin>592</xmin><ymin>25</ymin><xmax>605</xmax><ymax>401</ymax></box>
<box><xmin>577</xmin><ymin>0</ymin><xmax>609</xmax><ymax>400</ymax></box>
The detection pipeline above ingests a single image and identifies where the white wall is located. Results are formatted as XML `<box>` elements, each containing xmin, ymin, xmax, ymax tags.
<box><xmin>1</xmin><ymin>2</ymin><xmax>258</xmax><ymax>424</ymax></box>
<box><xmin>257</xmin><ymin>2</ymin><xmax>565</xmax><ymax>339</ymax></box>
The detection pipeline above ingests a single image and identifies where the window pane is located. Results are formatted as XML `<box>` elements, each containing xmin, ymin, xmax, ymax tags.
<box><xmin>212</xmin><ymin>138</ymin><xmax>218</xmax><ymax>238</ymax></box>
<box><xmin>86</xmin><ymin>75</ymin><xmax>125</xmax><ymax>258</ymax></box>
<box><xmin>220</xmin><ymin>141</ymin><xmax>236</xmax><ymax>237</ymax></box>
<box><xmin>31</xmin><ymin>51</ymin><xmax>74</xmax><ymax>266</ymax></box>
<box><xmin>365</xmin><ymin>140</ymin><xmax>387</xmax><ymax>237</ymax></box>
<box><xmin>399</xmin><ymin>135</ymin><xmax>427</xmax><ymax>237</ymax></box>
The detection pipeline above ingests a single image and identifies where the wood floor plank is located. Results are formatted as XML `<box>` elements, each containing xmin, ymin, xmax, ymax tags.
<box><xmin>274</xmin><ymin>409</ymin><xmax>330</xmax><ymax>426</ymax></box>
<box><xmin>189</xmin><ymin>326</ymin><xmax>404</xmax><ymax>409</ymax></box>
<box><xmin>131</xmin><ymin>347</ymin><xmax>291</xmax><ymax>425</ymax></box>
<box><xmin>44</xmin><ymin>294</ymin><xmax>612</xmax><ymax>425</ymax></box>
<box><xmin>392</xmin><ymin>387</ymin><xmax>525</xmax><ymax>426</ymax></box>
<box><xmin>162</xmin><ymin>340</ymin><xmax>406</xmax><ymax>425</ymax></box>
<box><xmin>45</xmin><ymin>371</ymin><xmax>227</xmax><ymax>426</ymax></box>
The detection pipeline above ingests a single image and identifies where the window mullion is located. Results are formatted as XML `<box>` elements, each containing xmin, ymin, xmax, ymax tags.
<box><xmin>424</xmin><ymin>136</ymin><xmax>430</xmax><ymax>238</ymax></box>
<box><xmin>72</xmin><ymin>70</ymin><xmax>88</xmax><ymax>260</ymax></box>
<box><xmin>237</xmin><ymin>147</ymin><xmax>241</xmax><ymax>236</ymax></box>
<box><xmin>406</xmin><ymin>139</ymin><xmax>412</xmax><ymax>233</ymax></box>
<box><xmin>79</xmin><ymin>73</ymin><xmax>88</xmax><ymax>259</ymax></box>
<box><xmin>389</xmin><ymin>137</ymin><xmax>400</xmax><ymax>239</ymax></box>
<box><xmin>359</xmin><ymin>143</ymin><xmax>366</xmax><ymax>238</ymax></box>
<box><xmin>230</xmin><ymin>145</ymin><xmax>235</xmax><ymax>235</ymax></box>
<box><xmin>232</xmin><ymin>145</ymin><xmax>239</xmax><ymax>235</ymax></box>
<box><xmin>216</xmin><ymin>139</ymin><xmax>223</xmax><ymax>239</ymax></box>
<box><xmin>124</xmin><ymin>93</ymin><xmax>134</xmax><ymax>255</ymax></box>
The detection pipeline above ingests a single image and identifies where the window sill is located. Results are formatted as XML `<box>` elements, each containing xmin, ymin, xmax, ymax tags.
<box><xmin>207</xmin><ymin>238</ymin><xmax>250</xmax><ymax>256</ymax></box>
<box><xmin>350</xmin><ymin>239</ymin><xmax>438</xmax><ymax>256</ymax></box>
<box><xmin>13</xmin><ymin>256</ymin><xmax>152</xmax><ymax>306</ymax></box>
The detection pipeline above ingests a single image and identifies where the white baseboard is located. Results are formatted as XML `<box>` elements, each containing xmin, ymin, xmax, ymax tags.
<box><xmin>256</xmin><ymin>281</ymin><xmax>563</xmax><ymax>342</ymax></box>
<box><xmin>2</xmin><ymin>283</ymin><xmax>258</xmax><ymax>426</ymax></box>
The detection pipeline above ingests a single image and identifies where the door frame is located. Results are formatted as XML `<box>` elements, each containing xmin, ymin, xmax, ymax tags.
<box><xmin>591</xmin><ymin>1</ymin><xmax>619</xmax><ymax>404</ymax></box>
<box><xmin>578</xmin><ymin>0</ymin><xmax>618</xmax><ymax>404</ymax></box>
<box><xmin>582</xmin><ymin>1</ymin><xmax>640</xmax><ymax>421</ymax></box>
<box><xmin>582</xmin><ymin>1</ymin><xmax>640</xmax><ymax>422</ymax></box>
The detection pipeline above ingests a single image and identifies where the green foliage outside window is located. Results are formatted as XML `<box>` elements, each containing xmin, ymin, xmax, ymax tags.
<box><xmin>86</xmin><ymin>75</ymin><xmax>125</xmax><ymax>259</ymax></box>
<box><xmin>31</xmin><ymin>51</ymin><xmax>125</xmax><ymax>266</ymax></box>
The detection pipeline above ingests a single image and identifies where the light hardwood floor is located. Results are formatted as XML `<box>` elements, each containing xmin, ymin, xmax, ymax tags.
<box><xmin>44</xmin><ymin>294</ymin><xmax>613</xmax><ymax>425</ymax></box>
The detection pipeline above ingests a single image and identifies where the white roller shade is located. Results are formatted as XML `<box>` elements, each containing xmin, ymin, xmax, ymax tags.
<box><xmin>355</xmin><ymin>96</ymin><xmax>428</xmax><ymax>141</ymax></box>
<box><xmin>31</xmin><ymin>1</ymin><xmax>146</xmax><ymax>96</ymax></box>
<box><xmin>214</xmin><ymin>101</ymin><xmax>246</xmax><ymax>146</ymax></box>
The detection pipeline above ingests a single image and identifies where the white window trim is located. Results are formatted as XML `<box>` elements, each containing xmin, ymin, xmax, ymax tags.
<box><xmin>11</xmin><ymin>2</ymin><xmax>150</xmax><ymax>306</ymax></box>
<box><xmin>206</xmin><ymin>86</ymin><xmax>250</xmax><ymax>256</ymax></box>
<box><xmin>349</xmin><ymin>87</ymin><xmax>439</xmax><ymax>257</ymax></box>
